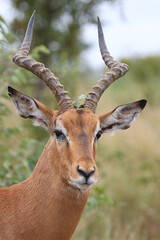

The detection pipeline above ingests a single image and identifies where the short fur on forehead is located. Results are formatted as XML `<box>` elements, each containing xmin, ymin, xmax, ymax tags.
<box><xmin>56</xmin><ymin>109</ymin><xmax>99</xmax><ymax>133</ymax></box>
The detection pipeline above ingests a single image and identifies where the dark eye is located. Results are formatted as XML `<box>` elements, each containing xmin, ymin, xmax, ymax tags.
<box><xmin>95</xmin><ymin>130</ymin><xmax>102</xmax><ymax>140</ymax></box>
<box><xmin>54</xmin><ymin>130</ymin><xmax>66</xmax><ymax>141</ymax></box>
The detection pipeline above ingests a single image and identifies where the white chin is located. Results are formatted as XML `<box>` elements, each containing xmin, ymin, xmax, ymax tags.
<box><xmin>72</xmin><ymin>183</ymin><xmax>92</xmax><ymax>190</ymax></box>
<box><xmin>69</xmin><ymin>180</ymin><xmax>97</xmax><ymax>190</ymax></box>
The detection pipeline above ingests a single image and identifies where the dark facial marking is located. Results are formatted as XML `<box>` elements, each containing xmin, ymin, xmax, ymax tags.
<box><xmin>66</xmin><ymin>141</ymin><xmax>69</xmax><ymax>148</ymax></box>
<box><xmin>77</xmin><ymin>109</ymin><xmax>83</xmax><ymax>115</ymax></box>
<box><xmin>54</xmin><ymin>119</ymin><xmax>57</xmax><ymax>127</ymax></box>
<box><xmin>77</xmin><ymin>114</ymin><xmax>84</xmax><ymax>130</ymax></box>
<box><xmin>78</xmin><ymin>130</ymin><xmax>89</xmax><ymax>148</ymax></box>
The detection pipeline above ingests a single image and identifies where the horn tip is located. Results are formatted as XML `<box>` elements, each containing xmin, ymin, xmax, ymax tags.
<box><xmin>32</xmin><ymin>10</ymin><xmax>36</xmax><ymax>16</ymax></box>
<box><xmin>97</xmin><ymin>17</ymin><xmax>102</xmax><ymax>31</ymax></box>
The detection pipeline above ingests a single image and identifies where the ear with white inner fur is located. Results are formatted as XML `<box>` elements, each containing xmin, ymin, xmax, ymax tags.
<box><xmin>8</xmin><ymin>86</ymin><xmax>56</xmax><ymax>132</ymax></box>
<box><xmin>99</xmin><ymin>100</ymin><xmax>147</xmax><ymax>136</ymax></box>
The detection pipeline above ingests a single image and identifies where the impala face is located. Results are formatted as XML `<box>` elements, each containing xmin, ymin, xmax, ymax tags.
<box><xmin>9</xmin><ymin>86</ymin><xmax>146</xmax><ymax>192</ymax></box>
<box><xmin>53</xmin><ymin>109</ymin><xmax>99</xmax><ymax>190</ymax></box>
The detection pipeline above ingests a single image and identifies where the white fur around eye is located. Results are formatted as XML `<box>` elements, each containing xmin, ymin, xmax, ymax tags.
<box><xmin>92</xmin><ymin>121</ymin><xmax>101</xmax><ymax>145</ymax></box>
<box><xmin>54</xmin><ymin>123</ymin><xmax>70</xmax><ymax>142</ymax></box>
<box><xmin>94</xmin><ymin>121</ymin><xmax>101</xmax><ymax>137</ymax></box>
<box><xmin>55</xmin><ymin>124</ymin><xmax>67</xmax><ymax>137</ymax></box>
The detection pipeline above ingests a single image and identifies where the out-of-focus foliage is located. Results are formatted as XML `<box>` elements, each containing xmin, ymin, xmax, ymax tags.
<box><xmin>1</xmin><ymin>6</ymin><xmax>160</xmax><ymax>240</ymax></box>
<box><xmin>11</xmin><ymin>0</ymin><xmax>116</xmax><ymax>62</ymax></box>
<box><xmin>124</xmin><ymin>57</ymin><xmax>160</xmax><ymax>105</ymax></box>
<box><xmin>0</xmin><ymin>16</ymin><xmax>49</xmax><ymax>186</ymax></box>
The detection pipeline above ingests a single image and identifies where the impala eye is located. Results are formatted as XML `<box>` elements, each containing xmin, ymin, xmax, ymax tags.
<box><xmin>95</xmin><ymin>130</ymin><xmax>102</xmax><ymax>140</ymax></box>
<box><xmin>54</xmin><ymin>130</ymin><xmax>66</xmax><ymax>141</ymax></box>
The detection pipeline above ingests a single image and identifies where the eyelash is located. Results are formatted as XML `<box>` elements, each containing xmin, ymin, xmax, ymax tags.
<box><xmin>95</xmin><ymin>130</ymin><xmax>102</xmax><ymax>140</ymax></box>
<box><xmin>54</xmin><ymin>130</ymin><xmax>102</xmax><ymax>142</ymax></box>
<box><xmin>54</xmin><ymin>130</ymin><xmax>66</xmax><ymax>141</ymax></box>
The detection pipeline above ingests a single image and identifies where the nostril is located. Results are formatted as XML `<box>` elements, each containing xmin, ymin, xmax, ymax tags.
<box><xmin>77</xmin><ymin>167</ymin><xmax>87</xmax><ymax>178</ymax></box>
<box><xmin>88</xmin><ymin>168</ymin><xmax>95</xmax><ymax>178</ymax></box>
<box><xmin>77</xmin><ymin>166</ymin><xmax>95</xmax><ymax>179</ymax></box>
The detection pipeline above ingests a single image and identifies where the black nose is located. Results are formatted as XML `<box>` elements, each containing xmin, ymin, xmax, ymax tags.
<box><xmin>77</xmin><ymin>166</ymin><xmax>95</xmax><ymax>180</ymax></box>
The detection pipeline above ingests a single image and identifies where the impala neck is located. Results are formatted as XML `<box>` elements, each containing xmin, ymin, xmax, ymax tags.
<box><xmin>27</xmin><ymin>137</ymin><xmax>89</xmax><ymax>240</ymax></box>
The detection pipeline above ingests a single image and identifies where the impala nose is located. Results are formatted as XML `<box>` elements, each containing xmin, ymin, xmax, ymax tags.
<box><xmin>77</xmin><ymin>166</ymin><xmax>95</xmax><ymax>180</ymax></box>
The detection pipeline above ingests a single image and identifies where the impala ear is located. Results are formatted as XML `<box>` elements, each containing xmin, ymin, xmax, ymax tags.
<box><xmin>8</xmin><ymin>86</ymin><xmax>57</xmax><ymax>131</ymax></box>
<box><xmin>99</xmin><ymin>100</ymin><xmax>147</xmax><ymax>136</ymax></box>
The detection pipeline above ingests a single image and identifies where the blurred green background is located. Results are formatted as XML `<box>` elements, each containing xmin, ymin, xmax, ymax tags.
<box><xmin>0</xmin><ymin>1</ymin><xmax>160</xmax><ymax>240</ymax></box>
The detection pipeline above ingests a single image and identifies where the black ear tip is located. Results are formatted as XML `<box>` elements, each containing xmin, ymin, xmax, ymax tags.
<box><xmin>139</xmin><ymin>99</ymin><xmax>147</xmax><ymax>109</ymax></box>
<box><xmin>8</xmin><ymin>86</ymin><xmax>16</xmax><ymax>96</ymax></box>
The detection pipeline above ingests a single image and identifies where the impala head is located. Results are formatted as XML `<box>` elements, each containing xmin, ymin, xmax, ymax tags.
<box><xmin>9</xmin><ymin>11</ymin><xmax>146</xmax><ymax>191</ymax></box>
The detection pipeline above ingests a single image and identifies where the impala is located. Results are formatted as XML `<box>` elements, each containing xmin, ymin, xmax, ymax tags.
<box><xmin>0</xmin><ymin>11</ymin><xmax>146</xmax><ymax>240</ymax></box>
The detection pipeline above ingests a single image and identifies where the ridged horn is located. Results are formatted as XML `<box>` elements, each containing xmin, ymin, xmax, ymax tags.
<box><xmin>83</xmin><ymin>17</ymin><xmax>129</xmax><ymax>113</ymax></box>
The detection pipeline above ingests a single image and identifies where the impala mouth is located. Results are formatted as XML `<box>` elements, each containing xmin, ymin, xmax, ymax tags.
<box><xmin>69</xmin><ymin>177</ymin><xmax>97</xmax><ymax>190</ymax></box>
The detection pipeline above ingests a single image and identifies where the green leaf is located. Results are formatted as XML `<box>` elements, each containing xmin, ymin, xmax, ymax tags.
<box><xmin>72</xmin><ymin>94</ymin><xmax>87</xmax><ymax>109</ymax></box>
<box><xmin>78</xmin><ymin>94</ymin><xmax>87</xmax><ymax>100</ymax></box>
<box><xmin>30</xmin><ymin>45</ymin><xmax>51</xmax><ymax>59</ymax></box>
<box><xmin>86</xmin><ymin>194</ymin><xmax>113</xmax><ymax>211</ymax></box>
<box><xmin>0</xmin><ymin>15</ymin><xmax>7</xmax><ymax>25</ymax></box>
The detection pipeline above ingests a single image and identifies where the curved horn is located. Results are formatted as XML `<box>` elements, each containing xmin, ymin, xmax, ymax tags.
<box><xmin>83</xmin><ymin>18</ymin><xmax>129</xmax><ymax>113</ymax></box>
<box><xmin>13</xmin><ymin>11</ymin><xmax>73</xmax><ymax>114</ymax></box>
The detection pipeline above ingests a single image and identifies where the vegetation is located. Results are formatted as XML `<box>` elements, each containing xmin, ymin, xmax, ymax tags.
<box><xmin>0</xmin><ymin>3</ymin><xmax>160</xmax><ymax>240</ymax></box>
